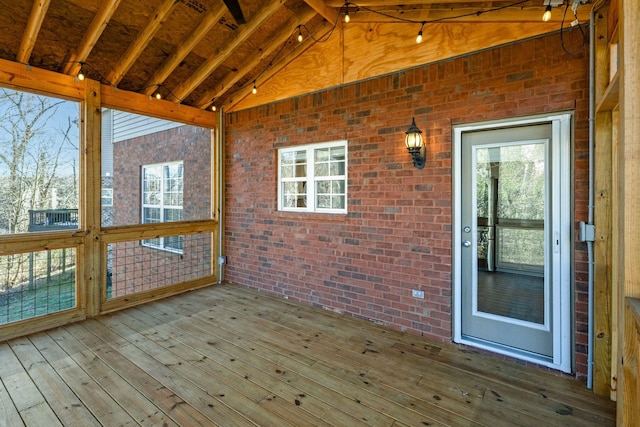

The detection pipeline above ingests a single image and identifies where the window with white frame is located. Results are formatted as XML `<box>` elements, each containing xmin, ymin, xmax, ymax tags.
<box><xmin>142</xmin><ymin>161</ymin><xmax>184</xmax><ymax>253</ymax></box>
<box><xmin>101</xmin><ymin>188</ymin><xmax>113</xmax><ymax>207</ymax></box>
<box><xmin>278</xmin><ymin>141</ymin><xmax>347</xmax><ymax>213</ymax></box>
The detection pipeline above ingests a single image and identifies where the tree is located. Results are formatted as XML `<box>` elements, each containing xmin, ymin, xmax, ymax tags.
<box><xmin>0</xmin><ymin>88</ymin><xmax>79</xmax><ymax>288</ymax></box>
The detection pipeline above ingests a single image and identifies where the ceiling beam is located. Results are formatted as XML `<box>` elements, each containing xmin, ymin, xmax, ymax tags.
<box><xmin>224</xmin><ymin>18</ymin><xmax>336</xmax><ymax>111</ymax></box>
<box><xmin>16</xmin><ymin>0</ymin><xmax>51</xmax><ymax>64</ymax></box>
<box><xmin>303</xmin><ymin>0</ymin><xmax>340</xmax><ymax>23</ymax></box>
<box><xmin>171</xmin><ymin>1</ymin><xmax>282</xmax><ymax>103</ymax></box>
<box><xmin>142</xmin><ymin>0</ymin><xmax>228</xmax><ymax>96</ymax></box>
<box><xmin>106</xmin><ymin>0</ymin><xmax>179</xmax><ymax>86</ymax></box>
<box><xmin>196</xmin><ymin>6</ymin><xmax>319</xmax><ymax>108</ymax></box>
<box><xmin>63</xmin><ymin>0</ymin><xmax>123</xmax><ymax>76</ymax></box>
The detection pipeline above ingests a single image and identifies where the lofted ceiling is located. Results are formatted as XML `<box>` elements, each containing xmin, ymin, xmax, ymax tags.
<box><xmin>0</xmin><ymin>0</ymin><xmax>590</xmax><ymax>112</ymax></box>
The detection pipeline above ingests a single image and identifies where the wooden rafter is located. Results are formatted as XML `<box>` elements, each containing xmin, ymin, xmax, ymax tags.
<box><xmin>224</xmin><ymin>19</ymin><xmax>336</xmax><ymax>111</ymax></box>
<box><xmin>303</xmin><ymin>0</ymin><xmax>340</xmax><ymax>24</ymax></box>
<box><xmin>142</xmin><ymin>0</ymin><xmax>227</xmax><ymax>96</ymax></box>
<box><xmin>171</xmin><ymin>1</ymin><xmax>283</xmax><ymax>102</ymax></box>
<box><xmin>16</xmin><ymin>0</ymin><xmax>51</xmax><ymax>64</ymax></box>
<box><xmin>106</xmin><ymin>0</ymin><xmax>179</xmax><ymax>86</ymax></box>
<box><xmin>196</xmin><ymin>6</ymin><xmax>319</xmax><ymax>108</ymax></box>
<box><xmin>63</xmin><ymin>0</ymin><xmax>123</xmax><ymax>76</ymax></box>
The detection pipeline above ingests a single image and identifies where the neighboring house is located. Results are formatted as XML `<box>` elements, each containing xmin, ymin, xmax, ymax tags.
<box><xmin>108</xmin><ymin>111</ymin><xmax>212</xmax><ymax>297</ymax></box>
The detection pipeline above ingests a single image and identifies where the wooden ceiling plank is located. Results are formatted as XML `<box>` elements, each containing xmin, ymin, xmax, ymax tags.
<box><xmin>142</xmin><ymin>0</ymin><xmax>228</xmax><ymax>96</ymax></box>
<box><xmin>16</xmin><ymin>0</ymin><xmax>51</xmax><ymax>64</ymax></box>
<box><xmin>171</xmin><ymin>1</ymin><xmax>283</xmax><ymax>102</ymax></box>
<box><xmin>196</xmin><ymin>6</ymin><xmax>318</xmax><ymax>108</ymax></box>
<box><xmin>106</xmin><ymin>0</ymin><xmax>179</xmax><ymax>87</ymax></box>
<box><xmin>224</xmin><ymin>19</ymin><xmax>336</xmax><ymax>111</ymax></box>
<box><xmin>63</xmin><ymin>0</ymin><xmax>123</xmax><ymax>76</ymax></box>
<box><xmin>303</xmin><ymin>0</ymin><xmax>340</xmax><ymax>23</ymax></box>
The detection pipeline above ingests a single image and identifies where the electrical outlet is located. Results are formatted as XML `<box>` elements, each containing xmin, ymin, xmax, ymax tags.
<box><xmin>412</xmin><ymin>289</ymin><xmax>425</xmax><ymax>299</ymax></box>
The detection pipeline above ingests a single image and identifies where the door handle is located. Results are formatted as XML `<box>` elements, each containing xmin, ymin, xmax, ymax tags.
<box><xmin>463</xmin><ymin>240</ymin><xmax>472</xmax><ymax>247</ymax></box>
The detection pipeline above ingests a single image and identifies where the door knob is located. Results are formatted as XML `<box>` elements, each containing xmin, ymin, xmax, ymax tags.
<box><xmin>463</xmin><ymin>240</ymin><xmax>472</xmax><ymax>247</ymax></box>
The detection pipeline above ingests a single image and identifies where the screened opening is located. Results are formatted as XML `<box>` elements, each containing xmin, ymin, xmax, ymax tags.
<box><xmin>0</xmin><ymin>88</ymin><xmax>80</xmax><ymax>234</ymax></box>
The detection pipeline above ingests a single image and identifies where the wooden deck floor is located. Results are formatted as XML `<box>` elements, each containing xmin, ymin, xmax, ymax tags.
<box><xmin>0</xmin><ymin>284</ymin><xmax>616</xmax><ymax>426</ymax></box>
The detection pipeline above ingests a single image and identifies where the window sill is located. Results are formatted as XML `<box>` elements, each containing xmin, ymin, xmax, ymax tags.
<box><xmin>274</xmin><ymin>210</ymin><xmax>348</xmax><ymax>223</ymax></box>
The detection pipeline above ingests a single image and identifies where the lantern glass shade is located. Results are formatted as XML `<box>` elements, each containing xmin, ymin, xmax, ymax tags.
<box><xmin>405</xmin><ymin>118</ymin><xmax>424</xmax><ymax>149</ymax></box>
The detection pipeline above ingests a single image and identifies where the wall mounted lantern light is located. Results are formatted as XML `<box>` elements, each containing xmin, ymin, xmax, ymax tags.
<box><xmin>405</xmin><ymin>117</ymin><xmax>425</xmax><ymax>169</ymax></box>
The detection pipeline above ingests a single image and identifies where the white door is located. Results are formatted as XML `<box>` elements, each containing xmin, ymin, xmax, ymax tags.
<box><xmin>453</xmin><ymin>115</ymin><xmax>572</xmax><ymax>372</ymax></box>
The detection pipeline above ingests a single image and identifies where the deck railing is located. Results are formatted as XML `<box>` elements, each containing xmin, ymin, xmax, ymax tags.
<box><xmin>623</xmin><ymin>297</ymin><xmax>640</xmax><ymax>426</ymax></box>
<box><xmin>28</xmin><ymin>209</ymin><xmax>79</xmax><ymax>232</ymax></box>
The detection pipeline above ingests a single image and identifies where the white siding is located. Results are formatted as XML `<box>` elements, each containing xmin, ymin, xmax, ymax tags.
<box><xmin>101</xmin><ymin>108</ymin><xmax>114</xmax><ymax>176</ymax></box>
<box><xmin>112</xmin><ymin>110</ymin><xmax>182</xmax><ymax>143</ymax></box>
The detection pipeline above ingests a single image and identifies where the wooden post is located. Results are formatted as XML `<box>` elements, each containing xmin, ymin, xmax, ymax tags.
<box><xmin>617</xmin><ymin>0</ymin><xmax>640</xmax><ymax>424</ymax></box>
<box><xmin>593</xmin><ymin>4</ymin><xmax>613</xmax><ymax>397</ymax></box>
<box><xmin>82</xmin><ymin>79</ymin><xmax>103</xmax><ymax>317</ymax></box>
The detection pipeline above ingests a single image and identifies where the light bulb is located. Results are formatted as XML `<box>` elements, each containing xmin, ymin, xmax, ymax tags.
<box><xmin>155</xmin><ymin>92</ymin><xmax>162</xmax><ymax>100</ymax></box>
<box><xmin>211</xmin><ymin>105</ymin><xmax>216</xmax><ymax>112</ymax></box>
<box><xmin>416</xmin><ymin>31</ymin><xmax>423</xmax><ymax>44</ymax></box>
<box><xmin>542</xmin><ymin>5</ymin><xmax>552</xmax><ymax>22</ymax></box>
<box><xmin>298</xmin><ymin>32</ymin><xmax>303</xmax><ymax>43</ymax></box>
<box><xmin>344</xmin><ymin>11</ymin><xmax>350</xmax><ymax>23</ymax></box>
<box><xmin>77</xmin><ymin>63</ymin><xmax>85</xmax><ymax>81</ymax></box>
<box><xmin>252</xmin><ymin>84</ymin><xmax>257</xmax><ymax>95</ymax></box>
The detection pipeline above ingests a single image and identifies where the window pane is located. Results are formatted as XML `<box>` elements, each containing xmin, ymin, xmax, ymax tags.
<box><xmin>281</xmin><ymin>164</ymin><xmax>294</xmax><ymax>178</ymax></box>
<box><xmin>317</xmin><ymin>180</ymin><xmax>329</xmax><ymax>194</ymax></box>
<box><xmin>315</xmin><ymin>148</ymin><xmax>329</xmax><ymax>162</ymax></box>
<box><xmin>315</xmin><ymin>163</ymin><xmax>329</xmax><ymax>176</ymax></box>
<box><xmin>332</xmin><ymin>181</ymin><xmax>345</xmax><ymax>193</ymax></box>
<box><xmin>143</xmin><ymin>207</ymin><xmax>161</xmax><ymax>223</ymax></box>
<box><xmin>317</xmin><ymin>195</ymin><xmax>330</xmax><ymax>209</ymax></box>
<box><xmin>284</xmin><ymin>195</ymin><xmax>297</xmax><ymax>208</ymax></box>
<box><xmin>294</xmin><ymin>164</ymin><xmax>307</xmax><ymax>177</ymax></box>
<box><xmin>330</xmin><ymin>146</ymin><xmax>345</xmax><ymax>161</ymax></box>
<box><xmin>164</xmin><ymin>208</ymin><xmax>182</xmax><ymax>222</ymax></box>
<box><xmin>330</xmin><ymin>161</ymin><xmax>345</xmax><ymax>176</ymax></box>
<box><xmin>0</xmin><ymin>89</ymin><xmax>80</xmax><ymax>235</ymax></box>
<box><xmin>332</xmin><ymin>195</ymin><xmax>345</xmax><ymax>209</ymax></box>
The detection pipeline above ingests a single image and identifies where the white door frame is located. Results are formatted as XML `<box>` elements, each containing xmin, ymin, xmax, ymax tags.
<box><xmin>452</xmin><ymin>113</ymin><xmax>572</xmax><ymax>373</ymax></box>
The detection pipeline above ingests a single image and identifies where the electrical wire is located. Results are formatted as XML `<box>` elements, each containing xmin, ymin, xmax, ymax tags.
<box><xmin>560</xmin><ymin>1</ymin><xmax>588</xmax><ymax>55</ymax></box>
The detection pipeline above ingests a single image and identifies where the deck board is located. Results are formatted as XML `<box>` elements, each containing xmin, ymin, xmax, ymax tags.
<box><xmin>0</xmin><ymin>283</ymin><xmax>616</xmax><ymax>426</ymax></box>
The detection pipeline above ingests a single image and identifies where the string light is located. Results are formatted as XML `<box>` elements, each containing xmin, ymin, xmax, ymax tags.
<box><xmin>416</xmin><ymin>22</ymin><xmax>425</xmax><ymax>44</ymax></box>
<box><xmin>542</xmin><ymin>4</ymin><xmax>552</xmax><ymax>21</ymax></box>
<box><xmin>252</xmin><ymin>82</ymin><xmax>257</xmax><ymax>95</ymax></box>
<box><xmin>343</xmin><ymin>2</ymin><xmax>351</xmax><ymax>23</ymax></box>
<box><xmin>297</xmin><ymin>26</ymin><xmax>303</xmax><ymax>42</ymax></box>
<box><xmin>77</xmin><ymin>63</ymin><xmax>85</xmax><ymax>81</ymax></box>
<box><xmin>211</xmin><ymin>104</ymin><xmax>217</xmax><ymax>112</ymax></box>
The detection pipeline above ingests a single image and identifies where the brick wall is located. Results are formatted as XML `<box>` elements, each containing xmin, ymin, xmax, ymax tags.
<box><xmin>224</xmin><ymin>33</ymin><xmax>590</xmax><ymax>377</ymax></box>
<box><xmin>112</xmin><ymin>124</ymin><xmax>212</xmax><ymax>225</ymax></box>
